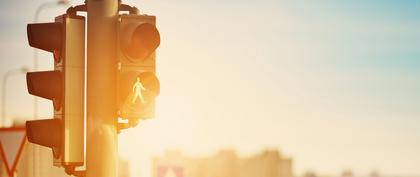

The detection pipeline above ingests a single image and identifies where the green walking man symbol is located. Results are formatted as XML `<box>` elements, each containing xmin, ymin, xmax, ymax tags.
<box><xmin>132</xmin><ymin>77</ymin><xmax>146</xmax><ymax>104</ymax></box>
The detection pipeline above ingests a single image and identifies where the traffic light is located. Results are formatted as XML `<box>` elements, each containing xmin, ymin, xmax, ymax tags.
<box><xmin>25</xmin><ymin>14</ymin><xmax>85</xmax><ymax>167</ymax></box>
<box><xmin>117</xmin><ymin>14</ymin><xmax>160</xmax><ymax>128</ymax></box>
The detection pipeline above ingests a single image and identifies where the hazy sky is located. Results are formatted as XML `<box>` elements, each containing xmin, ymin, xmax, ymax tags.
<box><xmin>1</xmin><ymin>0</ymin><xmax>419</xmax><ymax>177</ymax></box>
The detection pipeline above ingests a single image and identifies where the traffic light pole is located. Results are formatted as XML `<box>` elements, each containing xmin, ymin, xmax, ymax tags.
<box><xmin>86</xmin><ymin>0</ymin><xmax>118</xmax><ymax>176</ymax></box>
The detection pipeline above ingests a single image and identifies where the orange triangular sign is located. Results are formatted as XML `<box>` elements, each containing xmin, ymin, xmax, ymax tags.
<box><xmin>164</xmin><ymin>168</ymin><xmax>177</xmax><ymax>177</ymax></box>
<box><xmin>0</xmin><ymin>127</ymin><xmax>26</xmax><ymax>177</ymax></box>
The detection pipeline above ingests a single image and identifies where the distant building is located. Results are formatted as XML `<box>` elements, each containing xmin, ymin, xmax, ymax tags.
<box><xmin>341</xmin><ymin>170</ymin><xmax>353</xmax><ymax>177</ymax></box>
<box><xmin>370</xmin><ymin>171</ymin><xmax>380</xmax><ymax>177</ymax></box>
<box><xmin>152</xmin><ymin>149</ymin><xmax>293</xmax><ymax>177</ymax></box>
<box><xmin>303</xmin><ymin>171</ymin><xmax>317</xmax><ymax>177</ymax></box>
<box><xmin>119</xmin><ymin>158</ymin><xmax>130</xmax><ymax>177</ymax></box>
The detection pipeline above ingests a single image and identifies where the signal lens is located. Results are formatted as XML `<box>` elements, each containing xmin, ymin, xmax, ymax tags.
<box><xmin>125</xmin><ymin>23</ymin><xmax>160</xmax><ymax>61</ymax></box>
<box><xmin>119</xmin><ymin>71</ymin><xmax>160</xmax><ymax>119</ymax></box>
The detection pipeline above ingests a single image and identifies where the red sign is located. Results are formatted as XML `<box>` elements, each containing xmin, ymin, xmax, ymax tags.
<box><xmin>157</xmin><ymin>165</ymin><xmax>184</xmax><ymax>177</ymax></box>
<box><xmin>0</xmin><ymin>127</ymin><xmax>26</xmax><ymax>177</ymax></box>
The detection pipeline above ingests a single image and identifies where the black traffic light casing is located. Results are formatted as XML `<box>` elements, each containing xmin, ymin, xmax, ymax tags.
<box><xmin>27</xmin><ymin>22</ymin><xmax>62</xmax><ymax>53</ymax></box>
<box><xmin>117</xmin><ymin>14</ymin><xmax>160</xmax><ymax>127</ymax></box>
<box><xmin>26</xmin><ymin>14</ymin><xmax>85</xmax><ymax>167</ymax></box>
<box><xmin>26</xmin><ymin>119</ymin><xmax>61</xmax><ymax>149</ymax></box>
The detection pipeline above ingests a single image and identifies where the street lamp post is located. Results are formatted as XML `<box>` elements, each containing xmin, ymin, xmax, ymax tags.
<box><xmin>1</xmin><ymin>67</ymin><xmax>29</xmax><ymax>127</ymax></box>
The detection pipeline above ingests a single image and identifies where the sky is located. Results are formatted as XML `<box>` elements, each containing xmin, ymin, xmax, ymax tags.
<box><xmin>0</xmin><ymin>0</ymin><xmax>420</xmax><ymax>177</ymax></box>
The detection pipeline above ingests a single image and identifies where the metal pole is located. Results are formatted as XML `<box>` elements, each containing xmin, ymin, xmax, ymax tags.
<box><xmin>86</xmin><ymin>0</ymin><xmax>118</xmax><ymax>176</ymax></box>
<box><xmin>1</xmin><ymin>67</ymin><xmax>28</xmax><ymax>127</ymax></box>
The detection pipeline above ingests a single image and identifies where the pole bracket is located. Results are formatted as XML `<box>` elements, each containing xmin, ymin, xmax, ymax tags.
<box><xmin>65</xmin><ymin>165</ymin><xmax>86</xmax><ymax>177</ymax></box>
<box><xmin>119</xmin><ymin>4</ymin><xmax>139</xmax><ymax>14</ymax></box>
<box><xmin>66</xmin><ymin>5</ymin><xmax>87</xmax><ymax>16</ymax></box>
<box><xmin>66</xmin><ymin>3</ymin><xmax>139</xmax><ymax>17</ymax></box>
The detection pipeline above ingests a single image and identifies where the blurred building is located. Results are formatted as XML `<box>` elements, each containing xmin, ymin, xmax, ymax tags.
<box><xmin>152</xmin><ymin>149</ymin><xmax>293</xmax><ymax>177</ymax></box>
<box><xmin>119</xmin><ymin>158</ymin><xmax>130</xmax><ymax>177</ymax></box>
<box><xmin>341</xmin><ymin>170</ymin><xmax>353</xmax><ymax>177</ymax></box>
<box><xmin>303</xmin><ymin>171</ymin><xmax>318</xmax><ymax>177</ymax></box>
<box><xmin>369</xmin><ymin>171</ymin><xmax>380</xmax><ymax>177</ymax></box>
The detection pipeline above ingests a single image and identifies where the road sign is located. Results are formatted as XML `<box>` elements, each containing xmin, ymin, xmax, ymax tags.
<box><xmin>0</xmin><ymin>127</ymin><xmax>26</xmax><ymax>177</ymax></box>
<box><xmin>157</xmin><ymin>165</ymin><xmax>184</xmax><ymax>177</ymax></box>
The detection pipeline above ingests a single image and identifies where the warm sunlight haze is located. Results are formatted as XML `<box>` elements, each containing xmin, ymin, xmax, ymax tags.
<box><xmin>0</xmin><ymin>0</ymin><xmax>419</xmax><ymax>177</ymax></box>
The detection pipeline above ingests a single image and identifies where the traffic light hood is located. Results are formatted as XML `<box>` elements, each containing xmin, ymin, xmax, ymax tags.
<box><xmin>26</xmin><ymin>119</ymin><xmax>62</xmax><ymax>152</ymax></box>
<box><xmin>123</xmin><ymin>23</ymin><xmax>160</xmax><ymax>61</ymax></box>
<box><xmin>26</xmin><ymin>71</ymin><xmax>63</xmax><ymax>109</ymax></box>
<box><xmin>27</xmin><ymin>22</ymin><xmax>62</xmax><ymax>53</ymax></box>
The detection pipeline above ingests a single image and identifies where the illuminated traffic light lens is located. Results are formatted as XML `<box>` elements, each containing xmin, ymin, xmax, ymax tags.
<box><xmin>137</xmin><ymin>72</ymin><xmax>160</xmax><ymax>96</ymax></box>
<box><xmin>120</xmin><ymin>71</ymin><xmax>160</xmax><ymax>102</ymax></box>
<box><xmin>119</xmin><ymin>71</ymin><xmax>159</xmax><ymax>120</ymax></box>
<box><xmin>126</xmin><ymin>23</ymin><xmax>160</xmax><ymax>61</ymax></box>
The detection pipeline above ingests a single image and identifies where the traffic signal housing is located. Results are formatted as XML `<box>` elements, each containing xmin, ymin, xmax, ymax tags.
<box><xmin>117</xmin><ymin>14</ymin><xmax>160</xmax><ymax>128</ymax></box>
<box><xmin>25</xmin><ymin>14</ymin><xmax>85</xmax><ymax>167</ymax></box>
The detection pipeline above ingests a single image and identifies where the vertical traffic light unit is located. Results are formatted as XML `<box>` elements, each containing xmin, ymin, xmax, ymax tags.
<box><xmin>23</xmin><ymin>2</ymin><xmax>161</xmax><ymax>176</ymax></box>
<box><xmin>117</xmin><ymin>14</ymin><xmax>161</xmax><ymax>129</ymax></box>
<box><xmin>25</xmin><ymin>14</ymin><xmax>85</xmax><ymax>168</ymax></box>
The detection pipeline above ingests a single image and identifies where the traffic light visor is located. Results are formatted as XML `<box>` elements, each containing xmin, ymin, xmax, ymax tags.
<box><xmin>26</xmin><ymin>119</ymin><xmax>62</xmax><ymax>150</ymax></box>
<box><xmin>26</xmin><ymin>71</ymin><xmax>62</xmax><ymax>109</ymax></box>
<box><xmin>27</xmin><ymin>22</ymin><xmax>62</xmax><ymax>53</ymax></box>
<box><xmin>126</xmin><ymin>23</ymin><xmax>160</xmax><ymax>60</ymax></box>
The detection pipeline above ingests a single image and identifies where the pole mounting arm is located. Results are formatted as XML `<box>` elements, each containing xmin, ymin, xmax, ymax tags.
<box><xmin>119</xmin><ymin>4</ymin><xmax>139</xmax><ymax>14</ymax></box>
<box><xmin>66</xmin><ymin>3</ymin><xmax>139</xmax><ymax>17</ymax></box>
<box><xmin>66</xmin><ymin>5</ymin><xmax>87</xmax><ymax>16</ymax></box>
<box><xmin>65</xmin><ymin>165</ymin><xmax>86</xmax><ymax>177</ymax></box>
